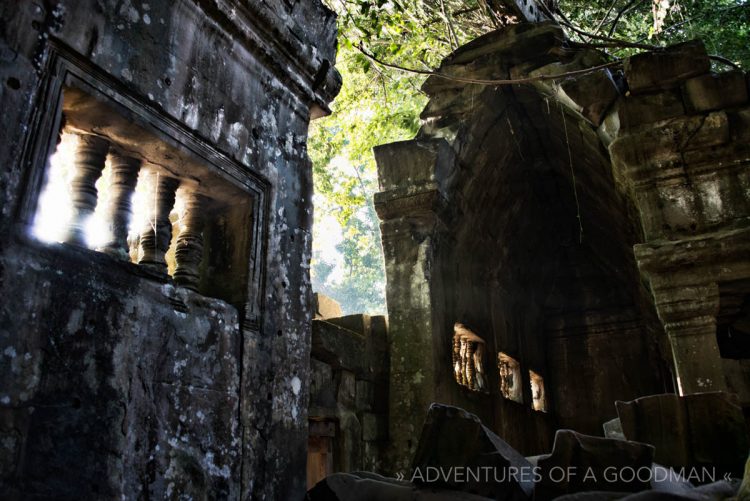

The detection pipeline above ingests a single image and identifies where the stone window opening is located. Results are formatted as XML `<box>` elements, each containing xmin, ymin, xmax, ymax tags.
<box><xmin>27</xmin><ymin>81</ymin><xmax>260</xmax><ymax>310</ymax></box>
<box><xmin>529</xmin><ymin>370</ymin><xmax>548</xmax><ymax>412</ymax></box>
<box><xmin>497</xmin><ymin>352</ymin><xmax>523</xmax><ymax>403</ymax></box>
<box><xmin>452</xmin><ymin>323</ymin><xmax>487</xmax><ymax>392</ymax></box>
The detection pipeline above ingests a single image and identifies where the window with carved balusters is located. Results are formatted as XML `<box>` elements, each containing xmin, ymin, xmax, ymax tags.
<box><xmin>22</xmin><ymin>53</ymin><xmax>266</xmax><ymax>320</ymax></box>
<box><xmin>452</xmin><ymin>323</ymin><xmax>487</xmax><ymax>392</ymax></box>
<box><xmin>497</xmin><ymin>352</ymin><xmax>522</xmax><ymax>403</ymax></box>
<box><xmin>529</xmin><ymin>370</ymin><xmax>548</xmax><ymax>412</ymax></box>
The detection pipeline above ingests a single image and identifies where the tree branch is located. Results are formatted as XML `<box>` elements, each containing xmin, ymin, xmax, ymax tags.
<box><xmin>439</xmin><ymin>0</ymin><xmax>461</xmax><ymax>49</ymax></box>
<box><xmin>357</xmin><ymin>43</ymin><xmax>622</xmax><ymax>86</ymax></box>
<box><xmin>636</xmin><ymin>3</ymin><xmax>749</xmax><ymax>43</ymax></box>
<box><xmin>536</xmin><ymin>0</ymin><xmax>664</xmax><ymax>53</ymax></box>
<box><xmin>709</xmin><ymin>54</ymin><xmax>742</xmax><ymax>70</ymax></box>
<box><xmin>568</xmin><ymin>39</ymin><xmax>660</xmax><ymax>51</ymax></box>
<box><xmin>608</xmin><ymin>0</ymin><xmax>647</xmax><ymax>36</ymax></box>
<box><xmin>593</xmin><ymin>0</ymin><xmax>619</xmax><ymax>36</ymax></box>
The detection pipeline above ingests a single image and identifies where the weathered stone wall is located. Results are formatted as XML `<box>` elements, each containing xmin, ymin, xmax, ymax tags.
<box><xmin>0</xmin><ymin>245</ymin><xmax>242</xmax><ymax>498</ymax></box>
<box><xmin>375</xmin><ymin>19</ymin><xmax>750</xmax><ymax>474</ymax></box>
<box><xmin>605</xmin><ymin>41</ymin><xmax>750</xmax><ymax>397</ymax></box>
<box><xmin>0</xmin><ymin>1</ymin><xmax>339</xmax><ymax>499</ymax></box>
<box><xmin>374</xmin><ymin>22</ymin><xmax>685</xmax><ymax>472</ymax></box>
<box><xmin>308</xmin><ymin>313</ymin><xmax>389</xmax><ymax>485</ymax></box>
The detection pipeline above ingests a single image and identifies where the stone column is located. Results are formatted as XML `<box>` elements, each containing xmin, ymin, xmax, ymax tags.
<box><xmin>653</xmin><ymin>283</ymin><xmax>727</xmax><ymax>394</ymax></box>
<box><xmin>607</xmin><ymin>42</ymin><xmax>750</xmax><ymax>397</ymax></box>
<box><xmin>101</xmin><ymin>154</ymin><xmax>141</xmax><ymax>258</ymax></box>
<box><xmin>64</xmin><ymin>134</ymin><xmax>110</xmax><ymax>246</ymax></box>
<box><xmin>173</xmin><ymin>192</ymin><xmax>209</xmax><ymax>291</ymax></box>
<box><xmin>373</xmin><ymin>138</ymin><xmax>456</xmax><ymax>475</ymax></box>
<box><xmin>138</xmin><ymin>171</ymin><xmax>179</xmax><ymax>272</ymax></box>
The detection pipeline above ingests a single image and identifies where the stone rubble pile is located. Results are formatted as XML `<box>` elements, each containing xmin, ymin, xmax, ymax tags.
<box><xmin>308</xmin><ymin>397</ymin><xmax>750</xmax><ymax>501</ymax></box>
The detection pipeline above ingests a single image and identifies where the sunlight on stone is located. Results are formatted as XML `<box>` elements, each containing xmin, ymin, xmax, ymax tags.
<box><xmin>87</xmin><ymin>156</ymin><xmax>114</xmax><ymax>250</ymax></box>
<box><xmin>33</xmin><ymin>132</ymin><xmax>169</xmax><ymax>260</ymax></box>
<box><xmin>128</xmin><ymin>168</ymin><xmax>151</xmax><ymax>262</ymax></box>
<box><xmin>530</xmin><ymin>370</ymin><xmax>548</xmax><ymax>413</ymax></box>
<box><xmin>33</xmin><ymin>131</ymin><xmax>77</xmax><ymax>243</ymax></box>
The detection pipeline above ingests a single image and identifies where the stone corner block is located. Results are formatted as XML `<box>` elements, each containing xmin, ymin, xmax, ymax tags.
<box><xmin>624</xmin><ymin>40</ymin><xmax>710</xmax><ymax>94</ymax></box>
<box><xmin>682</xmin><ymin>70</ymin><xmax>748</xmax><ymax>113</ymax></box>
<box><xmin>374</xmin><ymin>139</ymin><xmax>457</xmax><ymax>194</ymax></box>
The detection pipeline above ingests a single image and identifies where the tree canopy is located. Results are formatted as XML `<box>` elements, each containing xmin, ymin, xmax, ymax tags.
<box><xmin>309</xmin><ymin>0</ymin><xmax>749</xmax><ymax>315</ymax></box>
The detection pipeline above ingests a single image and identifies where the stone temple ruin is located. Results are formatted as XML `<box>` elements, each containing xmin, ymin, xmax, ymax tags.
<box><xmin>1</xmin><ymin>0</ymin><xmax>750</xmax><ymax>499</ymax></box>
<box><xmin>0</xmin><ymin>0</ymin><xmax>340</xmax><ymax>498</ymax></box>
<box><xmin>369</xmin><ymin>21</ymin><xmax>750</xmax><ymax>474</ymax></box>
<box><xmin>307</xmin><ymin>1</ymin><xmax>750</xmax><ymax>498</ymax></box>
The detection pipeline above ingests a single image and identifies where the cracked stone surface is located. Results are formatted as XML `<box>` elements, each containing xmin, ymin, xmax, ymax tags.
<box><xmin>0</xmin><ymin>0</ymin><xmax>340</xmax><ymax>498</ymax></box>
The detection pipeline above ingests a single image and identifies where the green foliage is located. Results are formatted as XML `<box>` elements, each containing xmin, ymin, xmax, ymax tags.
<box><xmin>309</xmin><ymin>1</ymin><xmax>500</xmax><ymax>314</ymax></box>
<box><xmin>309</xmin><ymin>0</ymin><xmax>749</xmax><ymax>315</ymax></box>
<box><xmin>559</xmin><ymin>0</ymin><xmax>750</xmax><ymax>66</ymax></box>
<box><xmin>309</xmin><ymin>2</ymin><xmax>455</xmax><ymax>314</ymax></box>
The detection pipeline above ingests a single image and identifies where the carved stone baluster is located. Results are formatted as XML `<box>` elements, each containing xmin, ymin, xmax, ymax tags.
<box><xmin>101</xmin><ymin>153</ymin><xmax>141</xmax><ymax>258</ymax></box>
<box><xmin>64</xmin><ymin>134</ymin><xmax>110</xmax><ymax>246</ymax></box>
<box><xmin>473</xmin><ymin>343</ymin><xmax>485</xmax><ymax>390</ymax></box>
<box><xmin>453</xmin><ymin>323</ymin><xmax>486</xmax><ymax>392</ymax></box>
<box><xmin>138</xmin><ymin>171</ymin><xmax>179</xmax><ymax>272</ymax></box>
<box><xmin>173</xmin><ymin>192</ymin><xmax>209</xmax><ymax>291</ymax></box>
<box><xmin>459</xmin><ymin>339</ymin><xmax>468</xmax><ymax>385</ymax></box>
<box><xmin>452</xmin><ymin>334</ymin><xmax>461</xmax><ymax>382</ymax></box>
<box><xmin>466</xmin><ymin>342</ymin><xmax>476</xmax><ymax>390</ymax></box>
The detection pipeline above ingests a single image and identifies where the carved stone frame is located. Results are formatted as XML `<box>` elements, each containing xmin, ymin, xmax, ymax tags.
<box><xmin>14</xmin><ymin>39</ymin><xmax>269</xmax><ymax>329</ymax></box>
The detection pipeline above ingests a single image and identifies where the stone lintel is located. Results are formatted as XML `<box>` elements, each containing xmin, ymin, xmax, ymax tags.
<box><xmin>212</xmin><ymin>0</ymin><xmax>342</xmax><ymax>110</ymax></box>
<box><xmin>634</xmin><ymin>226</ymin><xmax>750</xmax><ymax>279</ymax></box>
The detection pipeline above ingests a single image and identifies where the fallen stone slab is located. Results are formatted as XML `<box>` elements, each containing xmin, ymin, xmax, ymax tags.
<box><xmin>603</xmin><ymin>419</ymin><xmax>625</xmax><ymax>441</ymax></box>
<box><xmin>307</xmin><ymin>472</ymin><xmax>498</xmax><ymax>501</ymax></box>
<box><xmin>613</xmin><ymin>479</ymin><xmax>737</xmax><ymax>500</ymax></box>
<box><xmin>555</xmin><ymin>480</ymin><xmax>737</xmax><ymax>501</ymax></box>
<box><xmin>551</xmin><ymin>464</ymin><xmax>695</xmax><ymax>497</ymax></box>
<box><xmin>415</xmin><ymin>488</ymin><xmax>495</xmax><ymax>500</ymax></box>
<box><xmin>552</xmin><ymin>492</ymin><xmax>628</xmax><ymax>500</ymax></box>
<box><xmin>535</xmin><ymin>429</ymin><xmax>655</xmax><ymax>499</ymax></box>
<box><xmin>650</xmin><ymin>464</ymin><xmax>694</xmax><ymax>495</ymax></box>
<box><xmin>411</xmin><ymin>404</ymin><xmax>534</xmax><ymax>501</ymax></box>
<box><xmin>616</xmin><ymin>392</ymin><xmax>749</xmax><ymax>479</ymax></box>
<box><xmin>307</xmin><ymin>472</ymin><xmax>414</xmax><ymax>501</ymax></box>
